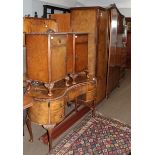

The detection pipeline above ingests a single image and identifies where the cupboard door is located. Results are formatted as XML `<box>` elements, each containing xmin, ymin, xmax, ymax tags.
<box><xmin>96</xmin><ymin>10</ymin><xmax>109</xmax><ymax>102</ymax></box>
<box><xmin>26</xmin><ymin>34</ymin><xmax>49</xmax><ymax>82</ymax></box>
<box><xmin>66</xmin><ymin>34</ymin><xmax>73</xmax><ymax>74</ymax></box>
<box><xmin>71</xmin><ymin>9</ymin><xmax>97</xmax><ymax>76</ymax></box>
<box><xmin>75</xmin><ymin>34</ymin><xmax>88</xmax><ymax>73</ymax></box>
<box><xmin>49</xmin><ymin>13</ymin><xmax>71</xmax><ymax>32</ymax></box>
<box><xmin>51</xmin><ymin>35</ymin><xmax>67</xmax><ymax>81</ymax></box>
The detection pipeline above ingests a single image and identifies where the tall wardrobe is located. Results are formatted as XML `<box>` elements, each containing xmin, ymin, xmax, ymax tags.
<box><xmin>70</xmin><ymin>5</ymin><xmax>126</xmax><ymax>102</ymax></box>
<box><xmin>70</xmin><ymin>7</ymin><xmax>109</xmax><ymax>103</ymax></box>
<box><xmin>106</xmin><ymin>5</ymin><xmax>126</xmax><ymax>97</ymax></box>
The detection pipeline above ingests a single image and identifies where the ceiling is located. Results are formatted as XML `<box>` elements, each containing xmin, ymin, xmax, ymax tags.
<box><xmin>40</xmin><ymin>0</ymin><xmax>131</xmax><ymax>9</ymax></box>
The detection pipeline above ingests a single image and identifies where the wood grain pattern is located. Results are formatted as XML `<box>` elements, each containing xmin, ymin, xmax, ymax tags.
<box><xmin>71</xmin><ymin>8</ymin><xmax>109</xmax><ymax>103</ymax></box>
<box><xmin>49</xmin><ymin>13</ymin><xmax>71</xmax><ymax>32</ymax></box>
<box><xmin>71</xmin><ymin>9</ymin><xmax>97</xmax><ymax>77</ymax></box>
<box><xmin>23</xmin><ymin>17</ymin><xmax>58</xmax><ymax>33</ymax></box>
<box><xmin>23</xmin><ymin>94</ymin><xmax>33</xmax><ymax>109</ymax></box>
<box><xmin>27</xmin><ymin>79</ymin><xmax>97</xmax><ymax>125</ymax></box>
<box><xmin>26</xmin><ymin>35</ymin><xmax>49</xmax><ymax>82</ymax></box>
<box><xmin>26</xmin><ymin>33</ymin><xmax>68</xmax><ymax>83</ymax></box>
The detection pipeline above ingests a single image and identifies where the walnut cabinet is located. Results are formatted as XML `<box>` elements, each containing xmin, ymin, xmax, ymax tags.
<box><xmin>25</xmin><ymin>32</ymin><xmax>88</xmax><ymax>95</ymax></box>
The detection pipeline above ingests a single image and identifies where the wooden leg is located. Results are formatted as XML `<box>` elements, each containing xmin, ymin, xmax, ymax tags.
<box><xmin>75</xmin><ymin>98</ymin><xmax>78</xmax><ymax>112</ymax></box>
<box><xmin>26</xmin><ymin>117</ymin><xmax>33</xmax><ymax>142</ymax></box>
<box><xmin>91</xmin><ymin>100</ymin><xmax>96</xmax><ymax>117</ymax></box>
<box><xmin>84</xmin><ymin>70</ymin><xmax>89</xmax><ymax>79</ymax></box>
<box><xmin>43</xmin><ymin>125</ymin><xmax>55</xmax><ymax>152</ymax></box>
<box><xmin>70</xmin><ymin>74</ymin><xmax>77</xmax><ymax>85</ymax></box>
<box><xmin>47</xmin><ymin>128</ymin><xmax>52</xmax><ymax>151</ymax></box>
<box><xmin>72</xmin><ymin>75</ymin><xmax>76</xmax><ymax>85</ymax></box>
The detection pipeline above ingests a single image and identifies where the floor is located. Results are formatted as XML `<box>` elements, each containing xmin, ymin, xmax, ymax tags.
<box><xmin>23</xmin><ymin>69</ymin><xmax>131</xmax><ymax>155</ymax></box>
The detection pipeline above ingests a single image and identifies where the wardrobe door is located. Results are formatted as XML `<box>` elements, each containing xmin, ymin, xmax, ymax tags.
<box><xmin>75</xmin><ymin>34</ymin><xmax>88</xmax><ymax>73</ymax></box>
<box><xmin>26</xmin><ymin>34</ymin><xmax>49</xmax><ymax>82</ymax></box>
<box><xmin>71</xmin><ymin>8</ymin><xmax>97</xmax><ymax>77</ymax></box>
<box><xmin>109</xmin><ymin>8</ymin><xmax>118</xmax><ymax>66</ymax></box>
<box><xmin>106</xmin><ymin>8</ymin><xmax>119</xmax><ymax>96</ymax></box>
<box><xmin>96</xmin><ymin>9</ymin><xmax>109</xmax><ymax>102</ymax></box>
<box><xmin>50</xmin><ymin>34</ymin><xmax>67</xmax><ymax>82</ymax></box>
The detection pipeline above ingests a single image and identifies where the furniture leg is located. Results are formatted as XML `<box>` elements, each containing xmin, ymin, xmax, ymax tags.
<box><xmin>25</xmin><ymin>80</ymin><xmax>31</xmax><ymax>93</ymax></box>
<box><xmin>75</xmin><ymin>98</ymin><xmax>78</xmax><ymax>112</ymax></box>
<box><xmin>70</xmin><ymin>74</ymin><xmax>78</xmax><ymax>85</ymax></box>
<box><xmin>84</xmin><ymin>70</ymin><xmax>89</xmax><ymax>79</ymax></box>
<box><xmin>26</xmin><ymin>116</ymin><xmax>33</xmax><ymax>142</ymax></box>
<box><xmin>47</xmin><ymin>128</ymin><xmax>52</xmax><ymax>151</ymax></box>
<box><xmin>91</xmin><ymin>100</ymin><xmax>96</xmax><ymax>117</ymax></box>
<box><xmin>43</xmin><ymin>125</ymin><xmax>55</xmax><ymax>152</ymax></box>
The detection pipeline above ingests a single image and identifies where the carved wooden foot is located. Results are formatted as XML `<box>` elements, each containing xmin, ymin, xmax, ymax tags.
<box><xmin>26</xmin><ymin>117</ymin><xmax>33</xmax><ymax>142</ymax></box>
<box><xmin>43</xmin><ymin>125</ymin><xmax>55</xmax><ymax>152</ymax></box>
<box><xmin>84</xmin><ymin>70</ymin><xmax>89</xmax><ymax>79</ymax></box>
<box><xmin>65</xmin><ymin>76</ymin><xmax>70</xmax><ymax>87</ymax></box>
<box><xmin>44</xmin><ymin>83</ymin><xmax>54</xmax><ymax>96</ymax></box>
<box><xmin>25</xmin><ymin>80</ymin><xmax>31</xmax><ymax>93</ymax></box>
<box><xmin>70</xmin><ymin>74</ymin><xmax>78</xmax><ymax>85</ymax></box>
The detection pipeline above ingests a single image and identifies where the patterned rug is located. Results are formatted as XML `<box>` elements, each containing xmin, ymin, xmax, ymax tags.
<box><xmin>49</xmin><ymin>112</ymin><xmax>131</xmax><ymax>155</ymax></box>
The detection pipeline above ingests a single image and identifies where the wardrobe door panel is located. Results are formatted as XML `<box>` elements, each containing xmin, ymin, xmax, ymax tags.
<box><xmin>26</xmin><ymin>34</ymin><xmax>49</xmax><ymax>82</ymax></box>
<box><xmin>75</xmin><ymin>35</ymin><xmax>88</xmax><ymax>73</ymax></box>
<box><xmin>96</xmin><ymin>10</ymin><xmax>109</xmax><ymax>102</ymax></box>
<box><xmin>71</xmin><ymin>9</ymin><xmax>97</xmax><ymax>77</ymax></box>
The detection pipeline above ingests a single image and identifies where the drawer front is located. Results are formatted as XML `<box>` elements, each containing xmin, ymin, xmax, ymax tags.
<box><xmin>28</xmin><ymin>99</ymin><xmax>65</xmax><ymax>125</ymax></box>
<box><xmin>28</xmin><ymin>101</ymin><xmax>49</xmax><ymax>125</ymax></box>
<box><xmin>87</xmin><ymin>83</ymin><xmax>96</xmax><ymax>91</ymax></box>
<box><xmin>51</xmin><ymin>35</ymin><xmax>67</xmax><ymax>46</ymax></box>
<box><xmin>85</xmin><ymin>89</ymin><xmax>96</xmax><ymax>102</ymax></box>
<box><xmin>68</xmin><ymin>87</ymin><xmax>80</xmax><ymax>101</ymax></box>
<box><xmin>50</xmin><ymin>108</ymin><xmax>64</xmax><ymax>124</ymax></box>
<box><xmin>80</xmin><ymin>85</ymin><xmax>87</xmax><ymax>95</ymax></box>
<box><xmin>68</xmin><ymin>85</ymin><xmax>87</xmax><ymax>101</ymax></box>
<box><xmin>50</xmin><ymin>99</ymin><xmax>65</xmax><ymax>111</ymax></box>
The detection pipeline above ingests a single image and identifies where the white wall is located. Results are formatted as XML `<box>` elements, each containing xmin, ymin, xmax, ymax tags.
<box><xmin>23</xmin><ymin>0</ymin><xmax>46</xmax><ymax>17</ymax></box>
<box><xmin>23</xmin><ymin>0</ymin><xmax>32</xmax><ymax>16</ymax></box>
<box><xmin>32</xmin><ymin>0</ymin><xmax>44</xmax><ymax>17</ymax></box>
<box><xmin>119</xmin><ymin>8</ymin><xmax>131</xmax><ymax>17</ymax></box>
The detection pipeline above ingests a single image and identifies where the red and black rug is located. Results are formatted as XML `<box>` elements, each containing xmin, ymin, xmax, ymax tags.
<box><xmin>49</xmin><ymin>112</ymin><xmax>131</xmax><ymax>155</ymax></box>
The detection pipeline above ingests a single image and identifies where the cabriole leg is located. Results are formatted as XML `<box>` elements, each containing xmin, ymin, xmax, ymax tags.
<box><xmin>26</xmin><ymin>116</ymin><xmax>33</xmax><ymax>142</ymax></box>
<box><xmin>43</xmin><ymin>125</ymin><xmax>55</xmax><ymax>152</ymax></box>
